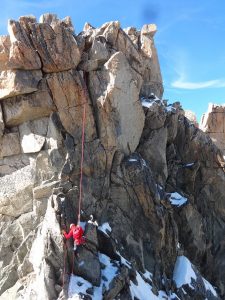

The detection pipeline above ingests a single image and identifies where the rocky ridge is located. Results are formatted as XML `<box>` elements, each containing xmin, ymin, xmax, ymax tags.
<box><xmin>200</xmin><ymin>103</ymin><xmax>225</xmax><ymax>156</ymax></box>
<box><xmin>0</xmin><ymin>13</ymin><xmax>225</xmax><ymax>300</ymax></box>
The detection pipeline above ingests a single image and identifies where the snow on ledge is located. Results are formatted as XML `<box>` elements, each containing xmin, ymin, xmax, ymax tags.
<box><xmin>173</xmin><ymin>256</ymin><xmax>196</xmax><ymax>289</ymax></box>
<box><xmin>68</xmin><ymin>253</ymin><xmax>119</xmax><ymax>300</ymax></box>
<box><xmin>202</xmin><ymin>277</ymin><xmax>217</xmax><ymax>297</ymax></box>
<box><xmin>169</xmin><ymin>192</ymin><xmax>188</xmax><ymax>207</ymax></box>
<box><xmin>130</xmin><ymin>271</ymin><xmax>178</xmax><ymax>300</ymax></box>
<box><xmin>173</xmin><ymin>255</ymin><xmax>217</xmax><ymax>297</ymax></box>
<box><xmin>98</xmin><ymin>222</ymin><xmax>112</xmax><ymax>236</ymax></box>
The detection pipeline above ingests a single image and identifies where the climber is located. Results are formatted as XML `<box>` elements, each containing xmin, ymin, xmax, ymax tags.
<box><xmin>62</xmin><ymin>223</ymin><xmax>85</xmax><ymax>251</ymax></box>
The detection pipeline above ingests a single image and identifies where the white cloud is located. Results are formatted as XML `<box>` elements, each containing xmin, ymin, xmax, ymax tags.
<box><xmin>172</xmin><ymin>78</ymin><xmax>225</xmax><ymax>90</ymax></box>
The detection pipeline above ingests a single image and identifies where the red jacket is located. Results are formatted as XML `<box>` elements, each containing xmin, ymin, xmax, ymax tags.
<box><xmin>64</xmin><ymin>225</ymin><xmax>85</xmax><ymax>245</ymax></box>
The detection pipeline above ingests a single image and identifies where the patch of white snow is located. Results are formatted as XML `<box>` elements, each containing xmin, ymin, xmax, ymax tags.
<box><xmin>185</xmin><ymin>163</ymin><xmax>194</xmax><ymax>167</ymax></box>
<box><xmin>169</xmin><ymin>192</ymin><xmax>188</xmax><ymax>207</ymax></box>
<box><xmin>141</xmin><ymin>99</ymin><xmax>155</xmax><ymax>108</ymax></box>
<box><xmin>116</xmin><ymin>251</ymin><xmax>132</xmax><ymax>268</ymax></box>
<box><xmin>68</xmin><ymin>253</ymin><xmax>119</xmax><ymax>300</ymax></box>
<box><xmin>202</xmin><ymin>278</ymin><xmax>217</xmax><ymax>297</ymax></box>
<box><xmin>166</xmin><ymin>106</ymin><xmax>176</xmax><ymax>112</ymax></box>
<box><xmin>130</xmin><ymin>272</ymin><xmax>159</xmax><ymax>300</ymax></box>
<box><xmin>98</xmin><ymin>222</ymin><xmax>111</xmax><ymax>236</ymax></box>
<box><xmin>130</xmin><ymin>272</ymin><xmax>179</xmax><ymax>300</ymax></box>
<box><xmin>68</xmin><ymin>276</ymin><xmax>92</xmax><ymax>299</ymax></box>
<box><xmin>173</xmin><ymin>256</ymin><xmax>196</xmax><ymax>289</ymax></box>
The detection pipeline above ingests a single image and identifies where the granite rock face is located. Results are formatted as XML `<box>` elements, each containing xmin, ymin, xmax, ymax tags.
<box><xmin>0</xmin><ymin>14</ymin><xmax>224</xmax><ymax>300</ymax></box>
<box><xmin>200</xmin><ymin>103</ymin><xmax>225</xmax><ymax>155</ymax></box>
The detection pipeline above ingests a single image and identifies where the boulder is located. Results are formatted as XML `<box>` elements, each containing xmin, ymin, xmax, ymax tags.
<box><xmin>2</xmin><ymin>80</ymin><xmax>56</xmax><ymax>127</ymax></box>
<box><xmin>0</xmin><ymin>132</ymin><xmax>21</xmax><ymax>158</ymax></box>
<box><xmin>95</xmin><ymin>21</ymin><xmax>120</xmax><ymax>46</ymax></box>
<box><xmin>140</xmin><ymin>24</ymin><xmax>163</xmax><ymax>98</ymax></box>
<box><xmin>46</xmin><ymin>70</ymin><xmax>96</xmax><ymax>143</ymax></box>
<box><xmin>19</xmin><ymin>117</ymin><xmax>49</xmax><ymax>153</ymax></box>
<box><xmin>27</xmin><ymin>200</ymin><xmax>64</xmax><ymax>300</ymax></box>
<box><xmin>7</xmin><ymin>18</ymin><xmax>42</xmax><ymax>70</ymax></box>
<box><xmin>138</xmin><ymin>127</ymin><xmax>168</xmax><ymax>183</ymax></box>
<box><xmin>184</xmin><ymin>110</ymin><xmax>198</xmax><ymax>127</ymax></box>
<box><xmin>0</xmin><ymin>70</ymin><xmax>42</xmax><ymax>100</ymax></box>
<box><xmin>103</xmin><ymin>266</ymin><xmax>129</xmax><ymax>300</ymax></box>
<box><xmin>0</xmin><ymin>153</ymin><xmax>33</xmax><ymax>177</ymax></box>
<box><xmin>74</xmin><ymin>246</ymin><xmax>101</xmax><ymax>286</ymax></box>
<box><xmin>89</xmin><ymin>52</ymin><xmax>145</xmax><ymax>158</ymax></box>
<box><xmin>115</xmin><ymin>28</ymin><xmax>144</xmax><ymax>76</ymax></box>
<box><xmin>141</xmin><ymin>100</ymin><xmax>167</xmax><ymax>135</ymax></box>
<box><xmin>200</xmin><ymin>104</ymin><xmax>225</xmax><ymax>132</ymax></box>
<box><xmin>89</xmin><ymin>38</ymin><xmax>109</xmax><ymax>61</ymax></box>
<box><xmin>200</xmin><ymin>104</ymin><xmax>225</xmax><ymax>154</ymax></box>
<box><xmin>141</xmin><ymin>24</ymin><xmax>157</xmax><ymax>38</ymax></box>
<box><xmin>209</xmin><ymin>132</ymin><xmax>225</xmax><ymax>153</ymax></box>
<box><xmin>33</xmin><ymin>181</ymin><xmax>60</xmax><ymax>199</ymax></box>
<box><xmin>46</xmin><ymin>112</ymin><xmax>64</xmax><ymax>150</ymax></box>
<box><xmin>123</xmin><ymin>27</ymin><xmax>139</xmax><ymax>47</ymax></box>
<box><xmin>39</xmin><ymin>13</ymin><xmax>74</xmax><ymax>32</ymax></box>
<box><xmin>84</xmin><ymin>222</ymin><xmax>99</xmax><ymax>252</ymax></box>
<box><xmin>28</xmin><ymin>17</ymin><xmax>80</xmax><ymax>73</ymax></box>
<box><xmin>0</xmin><ymin>163</ymin><xmax>36</xmax><ymax>217</ymax></box>
<box><xmin>0</xmin><ymin>35</ymin><xmax>10</xmax><ymax>70</ymax></box>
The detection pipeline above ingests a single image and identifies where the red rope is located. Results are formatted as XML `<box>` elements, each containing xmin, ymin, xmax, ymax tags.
<box><xmin>77</xmin><ymin>78</ymin><xmax>87</xmax><ymax>224</ymax></box>
<box><xmin>62</xmin><ymin>242</ymin><xmax>67</xmax><ymax>289</ymax></box>
<box><xmin>71</xmin><ymin>249</ymin><xmax>75</xmax><ymax>274</ymax></box>
<box><xmin>62</xmin><ymin>75</ymin><xmax>87</xmax><ymax>289</ymax></box>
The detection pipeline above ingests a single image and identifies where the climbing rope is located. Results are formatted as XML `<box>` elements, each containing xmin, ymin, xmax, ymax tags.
<box><xmin>62</xmin><ymin>242</ymin><xmax>68</xmax><ymax>289</ymax></box>
<box><xmin>77</xmin><ymin>91</ymin><xmax>86</xmax><ymax>225</ymax></box>
<box><xmin>62</xmin><ymin>73</ymin><xmax>88</xmax><ymax>288</ymax></box>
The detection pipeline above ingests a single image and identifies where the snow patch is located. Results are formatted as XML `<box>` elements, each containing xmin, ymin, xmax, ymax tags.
<box><xmin>130</xmin><ymin>272</ymin><xmax>178</xmax><ymax>300</ymax></box>
<box><xmin>140</xmin><ymin>94</ymin><xmax>162</xmax><ymax>109</ymax></box>
<box><xmin>169</xmin><ymin>192</ymin><xmax>188</xmax><ymax>207</ymax></box>
<box><xmin>129</xmin><ymin>158</ymin><xmax>138</xmax><ymax>162</ymax></box>
<box><xmin>68</xmin><ymin>251</ymin><xmax>181</xmax><ymax>300</ymax></box>
<box><xmin>141</xmin><ymin>99</ymin><xmax>155</xmax><ymax>108</ymax></box>
<box><xmin>173</xmin><ymin>256</ymin><xmax>196</xmax><ymax>289</ymax></box>
<box><xmin>98</xmin><ymin>222</ymin><xmax>112</xmax><ymax>236</ymax></box>
<box><xmin>68</xmin><ymin>253</ymin><xmax>119</xmax><ymax>300</ymax></box>
<box><xmin>116</xmin><ymin>251</ymin><xmax>132</xmax><ymax>268</ymax></box>
<box><xmin>184</xmin><ymin>162</ymin><xmax>194</xmax><ymax>167</ymax></box>
<box><xmin>130</xmin><ymin>272</ymin><xmax>159</xmax><ymax>300</ymax></box>
<box><xmin>166</xmin><ymin>105</ymin><xmax>177</xmax><ymax>112</ymax></box>
<box><xmin>141</xmin><ymin>158</ymin><xmax>147</xmax><ymax>167</ymax></box>
<box><xmin>202</xmin><ymin>277</ymin><xmax>217</xmax><ymax>297</ymax></box>
<box><xmin>68</xmin><ymin>276</ymin><xmax>92</xmax><ymax>299</ymax></box>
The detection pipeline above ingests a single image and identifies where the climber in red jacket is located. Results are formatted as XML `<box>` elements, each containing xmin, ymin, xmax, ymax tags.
<box><xmin>62</xmin><ymin>223</ymin><xmax>85</xmax><ymax>251</ymax></box>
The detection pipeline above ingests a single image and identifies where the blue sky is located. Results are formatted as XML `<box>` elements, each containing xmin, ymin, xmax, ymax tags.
<box><xmin>1</xmin><ymin>0</ymin><xmax>225</xmax><ymax>121</ymax></box>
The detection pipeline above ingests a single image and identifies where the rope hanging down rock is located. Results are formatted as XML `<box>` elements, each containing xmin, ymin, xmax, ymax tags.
<box><xmin>77</xmin><ymin>73</ymin><xmax>88</xmax><ymax>224</ymax></box>
<box><xmin>62</xmin><ymin>73</ymin><xmax>88</xmax><ymax>286</ymax></box>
